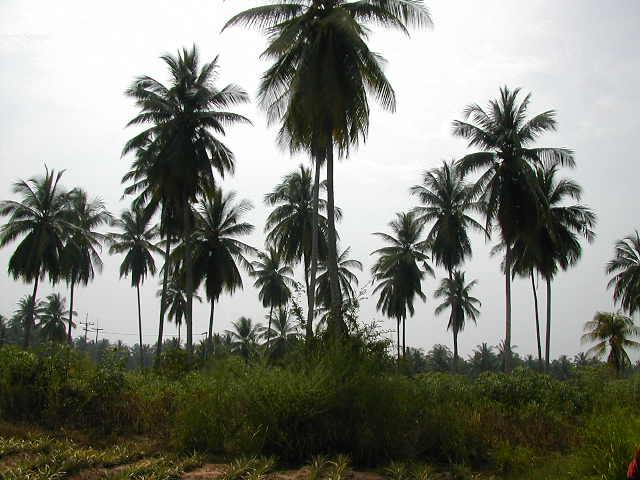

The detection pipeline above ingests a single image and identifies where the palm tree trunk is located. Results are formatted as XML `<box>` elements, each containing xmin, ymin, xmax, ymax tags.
<box><xmin>396</xmin><ymin>319</ymin><xmax>400</xmax><ymax>363</ymax></box>
<box><xmin>183</xmin><ymin>206</ymin><xmax>194</xmax><ymax>355</ymax></box>
<box><xmin>504</xmin><ymin>244</ymin><xmax>512</xmax><ymax>372</ymax></box>
<box><xmin>530</xmin><ymin>271</ymin><xmax>542</xmax><ymax>370</ymax></box>
<box><xmin>325</xmin><ymin>145</ymin><xmax>343</xmax><ymax>335</ymax></box>
<box><xmin>137</xmin><ymin>284</ymin><xmax>144</xmax><ymax>369</ymax></box>
<box><xmin>25</xmin><ymin>269</ymin><xmax>40</xmax><ymax>348</ymax></box>
<box><xmin>67</xmin><ymin>279</ymin><xmax>75</xmax><ymax>343</ymax></box>
<box><xmin>402</xmin><ymin>317</ymin><xmax>406</xmax><ymax>358</ymax></box>
<box><xmin>267</xmin><ymin>305</ymin><xmax>274</xmax><ymax>348</ymax></box>
<box><xmin>156</xmin><ymin>234</ymin><xmax>172</xmax><ymax>366</ymax></box>
<box><xmin>208</xmin><ymin>301</ymin><xmax>215</xmax><ymax>359</ymax></box>
<box><xmin>177</xmin><ymin>322</ymin><xmax>181</xmax><ymax>345</ymax></box>
<box><xmin>307</xmin><ymin>154</ymin><xmax>322</xmax><ymax>341</ymax></box>
<box><xmin>453</xmin><ymin>330</ymin><xmax>459</xmax><ymax>373</ymax></box>
<box><xmin>545</xmin><ymin>277</ymin><xmax>552</xmax><ymax>372</ymax></box>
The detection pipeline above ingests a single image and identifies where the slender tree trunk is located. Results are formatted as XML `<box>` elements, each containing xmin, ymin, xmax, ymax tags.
<box><xmin>325</xmin><ymin>145</ymin><xmax>343</xmax><ymax>335</ymax></box>
<box><xmin>137</xmin><ymin>284</ymin><xmax>144</xmax><ymax>369</ymax></box>
<box><xmin>184</xmin><ymin>206</ymin><xmax>194</xmax><ymax>355</ymax></box>
<box><xmin>531</xmin><ymin>270</ymin><xmax>542</xmax><ymax>370</ymax></box>
<box><xmin>504</xmin><ymin>244</ymin><xmax>512</xmax><ymax>372</ymax></box>
<box><xmin>307</xmin><ymin>154</ymin><xmax>322</xmax><ymax>341</ymax></box>
<box><xmin>396</xmin><ymin>319</ymin><xmax>400</xmax><ymax>363</ymax></box>
<box><xmin>208</xmin><ymin>301</ymin><xmax>215</xmax><ymax>359</ymax></box>
<box><xmin>545</xmin><ymin>277</ymin><xmax>552</xmax><ymax>372</ymax></box>
<box><xmin>267</xmin><ymin>305</ymin><xmax>274</xmax><ymax>349</ymax></box>
<box><xmin>67</xmin><ymin>279</ymin><xmax>75</xmax><ymax>343</ymax></box>
<box><xmin>177</xmin><ymin>322</ymin><xmax>181</xmax><ymax>345</ymax></box>
<box><xmin>156</xmin><ymin>234</ymin><xmax>172</xmax><ymax>366</ymax></box>
<box><xmin>453</xmin><ymin>330</ymin><xmax>459</xmax><ymax>373</ymax></box>
<box><xmin>25</xmin><ymin>269</ymin><xmax>40</xmax><ymax>348</ymax></box>
<box><xmin>402</xmin><ymin>318</ymin><xmax>406</xmax><ymax>358</ymax></box>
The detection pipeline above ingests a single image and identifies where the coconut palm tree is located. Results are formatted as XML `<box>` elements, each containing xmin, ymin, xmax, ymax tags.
<box><xmin>226</xmin><ymin>316</ymin><xmax>262</xmax><ymax>361</ymax></box>
<box><xmin>61</xmin><ymin>189</ymin><xmax>111</xmax><ymax>342</ymax></box>
<box><xmin>453</xmin><ymin>86</ymin><xmax>575</xmax><ymax>371</ymax></box>
<box><xmin>315</xmin><ymin>246</ymin><xmax>362</xmax><ymax>312</ymax></box>
<box><xmin>581</xmin><ymin>311</ymin><xmax>640</xmax><ymax>374</ymax></box>
<box><xmin>251</xmin><ymin>247</ymin><xmax>296</xmax><ymax>346</ymax></box>
<box><xmin>124</xmin><ymin>45</ymin><xmax>250</xmax><ymax>354</ymax></box>
<box><xmin>225</xmin><ymin>1</ymin><xmax>432</xmax><ymax>332</ymax></box>
<box><xmin>185</xmin><ymin>186</ymin><xmax>255</xmax><ymax>357</ymax></box>
<box><xmin>158</xmin><ymin>274</ymin><xmax>202</xmax><ymax>346</ymax></box>
<box><xmin>606</xmin><ymin>231</ymin><xmax>640</xmax><ymax>316</ymax></box>
<box><xmin>372</xmin><ymin>212</ymin><xmax>432</xmax><ymax>360</ymax></box>
<box><xmin>12</xmin><ymin>295</ymin><xmax>47</xmax><ymax>343</ymax></box>
<box><xmin>261</xmin><ymin>308</ymin><xmax>300</xmax><ymax>359</ymax></box>
<box><xmin>469</xmin><ymin>343</ymin><xmax>499</xmax><ymax>374</ymax></box>
<box><xmin>109</xmin><ymin>207</ymin><xmax>162</xmax><ymax>367</ymax></box>
<box><xmin>264</xmin><ymin>165</ymin><xmax>333</xmax><ymax>338</ymax></box>
<box><xmin>39</xmin><ymin>293</ymin><xmax>74</xmax><ymax>343</ymax></box>
<box><xmin>0</xmin><ymin>168</ymin><xmax>72</xmax><ymax>347</ymax></box>
<box><xmin>434</xmin><ymin>271</ymin><xmax>481</xmax><ymax>371</ymax></box>
<box><xmin>410</xmin><ymin>160</ymin><xmax>485</xmax><ymax>278</ymax></box>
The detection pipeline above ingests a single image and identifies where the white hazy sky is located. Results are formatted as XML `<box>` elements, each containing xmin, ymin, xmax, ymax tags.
<box><xmin>1</xmin><ymin>0</ymin><xmax>639</xmax><ymax>360</ymax></box>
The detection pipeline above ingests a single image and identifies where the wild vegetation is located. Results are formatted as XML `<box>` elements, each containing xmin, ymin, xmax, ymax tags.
<box><xmin>1</xmin><ymin>1</ymin><xmax>640</xmax><ymax>479</ymax></box>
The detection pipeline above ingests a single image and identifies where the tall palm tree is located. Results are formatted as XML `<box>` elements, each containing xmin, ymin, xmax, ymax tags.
<box><xmin>226</xmin><ymin>316</ymin><xmax>262</xmax><ymax>361</ymax></box>
<box><xmin>434</xmin><ymin>271</ymin><xmax>481</xmax><ymax>372</ymax></box>
<box><xmin>39</xmin><ymin>293</ymin><xmax>74</xmax><ymax>343</ymax></box>
<box><xmin>124</xmin><ymin>45</ymin><xmax>250</xmax><ymax>354</ymax></box>
<box><xmin>225</xmin><ymin>1</ymin><xmax>432</xmax><ymax>332</ymax></box>
<box><xmin>109</xmin><ymin>207</ymin><xmax>162</xmax><ymax>367</ymax></box>
<box><xmin>371</xmin><ymin>212</ymin><xmax>432</xmax><ymax>360</ymax></box>
<box><xmin>606</xmin><ymin>231</ymin><xmax>640</xmax><ymax>316</ymax></box>
<box><xmin>251</xmin><ymin>247</ymin><xmax>296</xmax><ymax>346</ymax></box>
<box><xmin>187</xmin><ymin>187</ymin><xmax>255</xmax><ymax>356</ymax></box>
<box><xmin>264</xmin><ymin>165</ymin><xmax>332</xmax><ymax>338</ymax></box>
<box><xmin>453</xmin><ymin>86</ymin><xmax>575</xmax><ymax>371</ymax></box>
<box><xmin>61</xmin><ymin>189</ymin><xmax>111</xmax><ymax>342</ymax></box>
<box><xmin>315</xmin><ymin>246</ymin><xmax>362</xmax><ymax>311</ymax></box>
<box><xmin>261</xmin><ymin>307</ymin><xmax>300</xmax><ymax>359</ymax></box>
<box><xmin>581</xmin><ymin>311</ymin><xmax>640</xmax><ymax>374</ymax></box>
<box><xmin>0</xmin><ymin>168</ymin><xmax>71</xmax><ymax>347</ymax></box>
<box><xmin>410</xmin><ymin>160</ymin><xmax>485</xmax><ymax>278</ymax></box>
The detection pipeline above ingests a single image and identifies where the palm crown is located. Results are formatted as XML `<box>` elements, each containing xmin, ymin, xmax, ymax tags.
<box><xmin>582</xmin><ymin>311</ymin><xmax>640</xmax><ymax>373</ymax></box>
<box><xmin>606</xmin><ymin>231</ymin><xmax>640</xmax><ymax>315</ymax></box>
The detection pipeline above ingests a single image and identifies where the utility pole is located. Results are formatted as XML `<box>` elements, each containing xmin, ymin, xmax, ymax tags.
<box><xmin>80</xmin><ymin>314</ymin><xmax>94</xmax><ymax>344</ymax></box>
<box><xmin>93</xmin><ymin>319</ymin><xmax>104</xmax><ymax>344</ymax></box>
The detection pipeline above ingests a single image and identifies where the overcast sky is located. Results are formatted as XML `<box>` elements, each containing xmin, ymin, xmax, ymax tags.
<box><xmin>1</xmin><ymin>0</ymin><xmax>639</xmax><ymax>360</ymax></box>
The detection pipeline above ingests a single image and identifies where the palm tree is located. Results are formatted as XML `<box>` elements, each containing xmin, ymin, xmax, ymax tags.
<box><xmin>158</xmin><ymin>274</ymin><xmax>202</xmax><ymax>346</ymax></box>
<box><xmin>410</xmin><ymin>160</ymin><xmax>485</xmax><ymax>278</ymax></box>
<box><xmin>61</xmin><ymin>189</ymin><xmax>111</xmax><ymax>343</ymax></box>
<box><xmin>12</xmin><ymin>295</ymin><xmax>46</xmax><ymax>343</ymax></box>
<box><xmin>469</xmin><ymin>343</ymin><xmax>499</xmax><ymax>373</ymax></box>
<box><xmin>606</xmin><ymin>231</ymin><xmax>640</xmax><ymax>316</ymax></box>
<box><xmin>315</xmin><ymin>246</ymin><xmax>362</xmax><ymax>314</ymax></box>
<box><xmin>225</xmin><ymin>1</ymin><xmax>432</xmax><ymax>332</ymax></box>
<box><xmin>109</xmin><ymin>207</ymin><xmax>162</xmax><ymax>367</ymax></box>
<box><xmin>39</xmin><ymin>293</ymin><xmax>74</xmax><ymax>343</ymax></box>
<box><xmin>264</xmin><ymin>165</ymin><xmax>332</xmax><ymax>338</ymax></box>
<box><xmin>453</xmin><ymin>86</ymin><xmax>575</xmax><ymax>371</ymax></box>
<box><xmin>251</xmin><ymin>247</ymin><xmax>296</xmax><ymax>347</ymax></box>
<box><xmin>124</xmin><ymin>45</ymin><xmax>250</xmax><ymax>354</ymax></box>
<box><xmin>582</xmin><ymin>312</ymin><xmax>640</xmax><ymax>374</ymax></box>
<box><xmin>187</xmin><ymin>187</ymin><xmax>255</xmax><ymax>357</ymax></box>
<box><xmin>0</xmin><ymin>168</ymin><xmax>71</xmax><ymax>347</ymax></box>
<box><xmin>226</xmin><ymin>316</ymin><xmax>262</xmax><ymax>361</ymax></box>
<box><xmin>371</xmin><ymin>212</ymin><xmax>432</xmax><ymax>360</ymax></box>
<box><xmin>261</xmin><ymin>308</ymin><xmax>300</xmax><ymax>359</ymax></box>
<box><xmin>0</xmin><ymin>314</ymin><xmax>6</xmax><ymax>347</ymax></box>
<box><xmin>434</xmin><ymin>271</ymin><xmax>481</xmax><ymax>371</ymax></box>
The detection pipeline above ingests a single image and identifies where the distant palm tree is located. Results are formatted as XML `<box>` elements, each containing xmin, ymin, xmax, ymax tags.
<box><xmin>261</xmin><ymin>308</ymin><xmax>300</xmax><ymax>359</ymax></box>
<box><xmin>251</xmin><ymin>247</ymin><xmax>296</xmax><ymax>346</ymax></box>
<box><xmin>264</xmin><ymin>165</ymin><xmax>333</xmax><ymax>339</ymax></box>
<box><xmin>0</xmin><ymin>168</ymin><xmax>71</xmax><ymax>347</ymax></box>
<box><xmin>410</xmin><ymin>160</ymin><xmax>485</xmax><ymax>278</ymax></box>
<box><xmin>124</xmin><ymin>45</ymin><xmax>250</xmax><ymax>353</ymax></box>
<box><xmin>109</xmin><ymin>207</ymin><xmax>162</xmax><ymax>367</ymax></box>
<box><xmin>316</xmin><ymin>246</ymin><xmax>362</xmax><ymax>313</ymax></box>
<box><xmin>372</xmin><ymin>212</ymin><xmax>432</xmax><ymax>360</ymax></box>
<box><xmin>187</xmin><ymin>186</ymin><xmax>255</xmax><ymax>356</ymax></box>
<box><xmin>581</xmin><ymin>311</ymin><xmax>640</xmax><ymax>374</ymax></box>
<box><xmin>158</xmin><ymin>274</ymin><xmax>202</xmax><ymax>346</ymax></box>
<box><xmin>62</xmin><ymin>189</ymin><xmax>111</xmax><ymax>342</ymax></box>
<box><xmin>434</xmin><ymin>271</ymin><xmax>481</xmax><ymax>371</ymax></box>
<box><xmin>0</xmin><ymin>314</ymin><xmax>6</xmax><ymax>347</ymax></box>
<box><xmin>469</xmin><ymin>343</ymin><xmax>499</xmax><ymax>373</ymax></box>
<box><xmin>39</xmin><ymin>293</ymin><xmax>74</xmax><ymax>343</ymax></box>
<box><xmin>454</xmin><ymin>86</ymin><xmax>575</xmax><ymax>371</ymax></box>
<box><xmin>606</xmin><ymin>231</ymin><xmax>640</xmax><ymax>316</ymax></box>
<box><xmin>226</xmin><ymin>316</ymin><xmax>262</xmax><ymax>361</ymax></box>
<box><xmin>225</xmin><ymin>0</ymin><xmax>432</xmax><ymax>332</ymax></box>
<box><xmin>427</xmin><ymin>344</ymin><xmax>453</xmax><ymax>372</ymax></box>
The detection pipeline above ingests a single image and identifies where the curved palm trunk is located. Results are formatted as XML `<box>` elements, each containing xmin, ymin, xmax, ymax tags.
<box><xmin>325</xmin><ymin>146</ymin><xmax>343</xmax><ymax>336</ymax></box>
<box><xmin>155</xmin><ymin>234</ymin><xmax>172</xmax><ymax>366</ymax></box>
<box><xmin>530</xmin><ymin>271</ymin><xmax>542</xmax><ymax>370</ymax></box>
<box><xmin>504</xmin><ymin>244</ymin><xmax>512</xmax><ymax>372</ymax></box>
<box><xmin>208</xmin><ymin>301</ymin><xmax>215</xmax><ymax>358</ymax></box>
<box><xmin>136</xmin><ymin>284</ymin><xmax>144</xmax><ymax>369</ymax></box>
<box><xmin>545</xmin><ymin>277</ymin><xmax>552</xmax><ymax>372</ymax></box>
<box><xmin>67</xmin><ymin>279</ymin><xmax>75</xmax><ymax>343</ymax></box>
<box><xmin>307</xmin><ymin>154</ymin><xmax>322</xmax><ymax>340</ymax></box>
<box><xmin>25</xmin><ymin>269</ymin><xmax>40</xmax><ymax>348</ymax></box>
<box><xmin>184</xmin><ymin>207</ymin><xmax>194</xmax><ymax>355</ymax></box>
<box><xmin>453</xmin><ymin>329</ymin><xmax>459</xmax><ymax>373</ymax></box>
